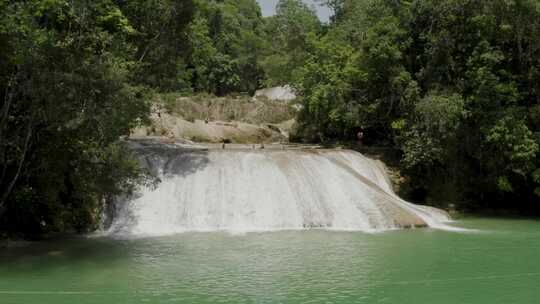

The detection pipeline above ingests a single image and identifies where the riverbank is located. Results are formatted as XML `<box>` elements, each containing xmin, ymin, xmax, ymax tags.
<box><xmin>0</xmin><ymin>238</ymin><xmax>32</xmax><ymax>249</ymax></box>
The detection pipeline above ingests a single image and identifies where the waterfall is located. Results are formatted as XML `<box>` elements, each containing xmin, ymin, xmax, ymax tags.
<box><xmin>106</xmin><ymin>141</ymin><xmax>452</xmax><ymax>237</ymax></box>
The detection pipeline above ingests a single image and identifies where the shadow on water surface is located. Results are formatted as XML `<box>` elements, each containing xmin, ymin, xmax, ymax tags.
<box><xmin>0</xmin><ymin>237</ymin><xmax>133</xmax><ymax>272</ymax></box>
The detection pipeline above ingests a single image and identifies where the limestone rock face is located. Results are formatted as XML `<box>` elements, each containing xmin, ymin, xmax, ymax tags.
<box><xmin>132</xmin><ymin>112</ymin><xmax>286</xmax><ymax>144</ymax></box>
<box><xmin>254</xmin><ymin>86</ymin><xmax>296</xmax><ymax>101</ymax></box>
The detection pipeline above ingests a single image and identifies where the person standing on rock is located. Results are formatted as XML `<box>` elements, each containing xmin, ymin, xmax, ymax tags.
<box><xmin>357</xmin><ymin>128</ymin><xmax>365</xmax><ymax>146</ymax></box>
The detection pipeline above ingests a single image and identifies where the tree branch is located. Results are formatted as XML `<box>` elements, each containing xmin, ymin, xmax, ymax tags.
<box><xmin>0</xmin><ymin>113</ymin><xmax>34</xmax><ymax>214</ymax></box>
<box><xmin>0</xmin><ymin>73</ymin><xmax>17</xmax><ymax>144</ymax></box>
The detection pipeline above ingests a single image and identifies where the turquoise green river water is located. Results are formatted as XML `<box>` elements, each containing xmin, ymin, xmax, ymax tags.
<box><xmin>1</xmin><ymin>218</ymin><xmax>540</xmax><ymax>304</ymax></box>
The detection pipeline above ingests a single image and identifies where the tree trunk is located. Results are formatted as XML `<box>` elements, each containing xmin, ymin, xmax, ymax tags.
<box><xmin>0</xmin><ymin>75</ymin><xmax>17</xmax><ymax>189</ymax></box>
<box><xmin>0</xmin><ymin>74</ymin><xmax>17</xmax><ymax>146</ymax></box>
<box><xmin>0</xmin><ymin>115</ymin><xmax>34</xmax><ymax>212</ymax></box>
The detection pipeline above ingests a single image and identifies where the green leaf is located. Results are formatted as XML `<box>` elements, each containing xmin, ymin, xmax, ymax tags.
<box><xmin>497</xmin><ymin>176</ymin><xmax>514</xmax><ymax>193</ymax></box>
<box><xmin>532</xmin><ymin>169</ymin><xmax>540</xmax><ymax>184</ymax></box>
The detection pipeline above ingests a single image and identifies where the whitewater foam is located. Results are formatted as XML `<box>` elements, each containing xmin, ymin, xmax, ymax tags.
<box><xmin>106</xmin><ymin>142</ymin><xmax>453</xmax><ymax>237</ymax></box>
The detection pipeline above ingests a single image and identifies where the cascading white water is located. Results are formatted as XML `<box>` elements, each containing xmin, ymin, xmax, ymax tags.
<box><xmin>106</xmin><ymin>141</ymin><xmax>452</xmax><ymax>237</ymax></box>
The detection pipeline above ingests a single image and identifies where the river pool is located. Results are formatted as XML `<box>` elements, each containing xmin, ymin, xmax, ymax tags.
<box><xmin>1</xmin><ymin>218</ymin><xmax>539</xmax><ymax>304</ymax></box>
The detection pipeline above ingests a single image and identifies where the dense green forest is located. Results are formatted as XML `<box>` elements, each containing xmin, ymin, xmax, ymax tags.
<box><xmin>1</xmin><ymin>0</ymin><xmax>540</xmax><ymax>237</ymax></box>
<box><xmin>295</xmin><ymin>0</ymin><xmax>540</xmax><ymax>213</ymax></box>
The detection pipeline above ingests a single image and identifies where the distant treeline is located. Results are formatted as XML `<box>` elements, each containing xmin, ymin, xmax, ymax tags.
<box><xmin>1</xmin><ymin>0</ymin><xmax>540</xmax><ymax>237</ymax></box>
